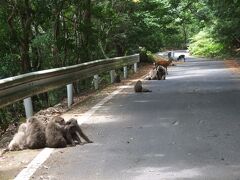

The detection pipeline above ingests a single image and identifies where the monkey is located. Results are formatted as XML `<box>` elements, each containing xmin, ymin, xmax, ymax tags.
<box><xmin>145</xmin><ymin>65</ymin><xmax>166</xmax><ymax>80</ymax></box>
<box><xmin>167</xmin><ymin>51</ymin><xmax>172</xmax><ymax>59</ymax></box>
<box><xmin>111</xmin><ymin>70</ymin><xmax>121</xmax><ymax>83</ymax></box>
<box><xmin>177</xmin><ymin>54</ymin><xmax>185</xmax><ymax>62</ymax></box>
<box><xmin>134</xmin><ymin>80</ymin><xmax>152</xmax><ymax>93</ymax></box>
<box><xmin>0</xmin><ymin>123</ymin><xmax>27</xmax><ymax>156</ymax></box>
<box><xmin>25</xmin><ymin>116</ymin><xmax>46</xmax><ymax>149</ymax></box>
<box><xmin>8</xmin><ymin>123</ymin><xmax>27</xmax><ymax>150</ymax></box>
<box><xmin>65</xmin><ymin>118</ymin><xmax>93</xmax><ymax>145</ymax></box>
<box><xmin>155</xmin><ymin>65</ymin><xmax>166</xmax><ymax>80</ymax></box>
<box><xmin>114</xmin><ymin>74</ymin><xmax>121</xmax><ymax>83</ymax></box>
<box><xmin>144</xmin><ymin>67</ymin><xmax>158</xmax><ymax>80</ymax></box>
<box><xmin>45</xmin><ymin>116</ymin><xmax>69</xmax><ymax>148</ymax></box>
<box><xmin>154</xmin><ymin>58</ymin><xmax>173</xmax><ymax>74</ymax></box>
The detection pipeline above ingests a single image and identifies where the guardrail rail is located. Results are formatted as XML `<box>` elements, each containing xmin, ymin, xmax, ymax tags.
<box><xmin>0</xmin><ymin>54</ymin><xmax>139</xmax><ymax>117</ymax></box>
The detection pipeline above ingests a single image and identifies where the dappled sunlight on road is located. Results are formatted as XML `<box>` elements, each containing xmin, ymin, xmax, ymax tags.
<box><xmin>124</xmin><ymin>164</ymin><xmax>240</xmax><ymax>179</ymax></box>
<box><xmin>168</xmin><ymin>68</ymin><xmax>229</xmax><ymax>80</ymax></box>
<box><xmin>118</xmin><ymin>85</ymin><xmax>132</xmax><ymax>89</ymax></box>
<box><xmin>62</xmin><ymin>113</ymin><xmax>118</xmax><ymax>124</ymax></box>
<box><xmin>186</xmin><ymin>68</ymin><xmax>228</xmax><ymax>75</ymax></box>
<box><xmin>144</xmin><ymin>154</ymin><xmax>165</xmax><ymax>158</ymax></box>
<box><xmin>88</xmin><ymin>114</ymin><xmax>118</xmax><ymax>124</ymax></box>
<box><xmin>134</xmin><ymin>100</ymin><xmax>152</xmax><ymax>103</ymax></box>
<box><xmin>125</xmin><ymin>166</ymin><xmax>201</xmax><ymax>179</ymax></box>
<box><xmin>168</xmin><ymin>74</ymin><xmax>204</xmax><ymax>80</ymax></box>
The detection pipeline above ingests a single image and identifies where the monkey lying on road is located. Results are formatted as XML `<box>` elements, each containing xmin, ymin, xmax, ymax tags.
<box><xmin>1</xmin><ymin>116</ymin><xmax>93</xmax><ymax>155</ymax></box>
<box><xmin>8</xmin><ymin>123</ymin><xmax>27</xmax><ymax>151</ymax></box>
<box><xmin>1</xmin><ymin>116</ymin><xmax>46</xmax><ymax>156</ymax></box>
<box><xmin>134</xmin><ymin>80</ymin><xmax>152</xmax><ymax>93</ymax></box>
<box><xmin>0</xmin><ymin>123</ymin><xmax>27</xmax><ymax>156</ymax></box>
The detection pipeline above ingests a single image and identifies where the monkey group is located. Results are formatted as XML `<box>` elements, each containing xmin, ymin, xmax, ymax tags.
<box><xmin>144</xmin><ymin>64</ymin><xmax>167</xmax><ymax>80</ymax></box>
<box><xmin>134</xmin><ymin>63</ymin><xmax>168</xmax><ymax>93</ymax></box>
<box><xmin>1</xmin><ymin>116</ymin><xmax>93</xmax><ymax>156</ymax></box>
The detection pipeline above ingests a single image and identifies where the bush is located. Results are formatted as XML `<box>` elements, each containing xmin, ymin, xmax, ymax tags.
<box><xmin>139</xmin><ymin>47</ymin><xmax>154</xmax><ymax>63</ymax></box>
<box><xmin>188</xmin><ymin>30</ymin><xmax>225</xmax><ymax>57</ymax></box>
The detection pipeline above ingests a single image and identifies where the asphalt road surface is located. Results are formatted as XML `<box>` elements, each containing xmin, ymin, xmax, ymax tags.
<box><xmin>32</xmin><ymin>55</ymin><xmax>240</xmax><ymax>180</ymax></box>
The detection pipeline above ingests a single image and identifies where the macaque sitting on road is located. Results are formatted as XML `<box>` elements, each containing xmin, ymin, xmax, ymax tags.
<box><xmin>134</xmin><ymin>80</ymin><xmax>152</xmax><ymax>93</ymax></box>
<box><xmin>65</xmin><ymin>118</ymin><xmax>93</xmax><ymax>145</ymax></box>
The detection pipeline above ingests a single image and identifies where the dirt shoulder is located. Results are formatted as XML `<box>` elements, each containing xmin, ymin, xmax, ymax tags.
<box><xmin>0</xmin><ymin>63</ymin><xmax>153</xmax><ymax>180</ymax></box>
<box><xmin>224</xmin><ymin>58</ymin><xmax>240</xmax><ymax>75</ymax></box>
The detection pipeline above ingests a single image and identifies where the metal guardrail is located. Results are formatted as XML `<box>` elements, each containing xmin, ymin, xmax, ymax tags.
<box><xmin>0</xmin><ymin>54</ymin><xmax>139</xmax><ymax>109</ymax></box>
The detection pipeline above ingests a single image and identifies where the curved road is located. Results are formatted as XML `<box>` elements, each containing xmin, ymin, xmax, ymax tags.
<box><xmin>32</xmin><ymin>55</ymin><xmax>240</xmax><ymax>180</ymax></box>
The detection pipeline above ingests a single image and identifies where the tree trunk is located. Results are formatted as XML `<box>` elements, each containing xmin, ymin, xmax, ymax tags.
<box><xmin>82</xmin><ymin>0</ymin><xmax>92</xmax><ymax>61</ymax></box>
<box><xmin>7</xmin><ymin>0</ymin><xmax>33</xmax><ymax>73</ymax></box>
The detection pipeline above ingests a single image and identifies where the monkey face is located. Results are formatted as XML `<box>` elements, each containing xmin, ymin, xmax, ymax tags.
<box><xmin>27</xmin><ymin>117</ymin><xmax>38</xmax><ymax>124</ymax></box>
<box><xmin>18</xmin><ymin>123</ymin><xmax>27</xmax><ymax>132</ymax></box>
<box><xmin>52</xmin><ymin>116</ymin><xmax>65</xmax><ymax>125</ymax></box>
<box><xmin>66</xmin><ymin>118</ymin><xmax>78</xmax><ymax>126</ymax></box>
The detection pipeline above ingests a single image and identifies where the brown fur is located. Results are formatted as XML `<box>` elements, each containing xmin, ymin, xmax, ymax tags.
<box><xmin>25</xmin><ymin>117</ymin><xmax>46</xmax><ymax>149</ymax></box>
<box><xmin>156</xmin><ymin>65</ymin><xmax>166</xmax><ymax>80</ymax></box>
<box><xmin>65</xmin><ymin>118</ymin><xmax>93</xmax><ymax>145</ymax></box>
<box><xmin>134</xmin><ymin>80</ymin><xmax>152</xmax><ymax>93</ymax></box>
<box><xmin>45</xmin><ymin>116</ymin><xmax>67</xmax><ymax>148</ymax></box>
<box><xmin>154</xmin><ymin>58</ymin><xmax>173</xmax><ymax>74</ymax></box>
<box><xmin>8</xmin><ymin>123</ymin><xmax>27</xmax><ymax>151</ymax></box>
<box><xmin>145</xmin><ymin>65</ymin><xmax>166</xmax><ymax>80</ymax></box>
<box><xmin>0</xmin><ymin>123</ymin><xmax>27</xmax><ymax>156</ymax></box>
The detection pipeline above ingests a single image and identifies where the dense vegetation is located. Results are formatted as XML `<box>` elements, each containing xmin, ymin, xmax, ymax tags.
<box><xmin>0</xmin><ymin>0</ymin><xmax>240</xmax><ymax>130</ymax></box>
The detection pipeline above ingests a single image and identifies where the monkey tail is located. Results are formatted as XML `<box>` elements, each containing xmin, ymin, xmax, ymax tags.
<box><xmin>142</xmin><ymin>88</ymin><xmax>152</xmax><ymax>92</ymax></box>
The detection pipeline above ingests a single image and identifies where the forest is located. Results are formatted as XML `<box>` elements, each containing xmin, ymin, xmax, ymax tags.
<box><xmin>0</xmin><ymin>0</ymin><xmax>240</xmax><ymax>130</ymax></box>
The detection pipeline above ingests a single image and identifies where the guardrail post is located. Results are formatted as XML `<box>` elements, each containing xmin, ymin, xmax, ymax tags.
<box><xmin>134</xmin><ymin>63</ymin><xmax>138</xmax><ymax>73</ymax></box>
<box><xmin>110</xmin><ymin>70</ymin><xmax>116</xmax><ymax>83</ymax></box>
<box><xmin>123</xmin><ymin>66</ymin><xmax>128</xmax><ymax>79</ymax></box>
<box><xmin>93</xmin><ymin>75</ymin><xmax>99</xmax><ymax>90</ymax></box>
<box><xmin>67</xmin><ymin>84</ymin><xmax>73</xmax><ymax>108</ymax></box>
<box><xmin>23</xmin><ymin>97</ymin><xmax>33</xmax><ymax>118</ymax></box>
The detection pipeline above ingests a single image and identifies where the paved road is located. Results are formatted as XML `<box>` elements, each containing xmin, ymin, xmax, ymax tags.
<box><xmin>32</xmin><ymin>56</ymin><xmax>240</xmax><ymax>180</ymax></box>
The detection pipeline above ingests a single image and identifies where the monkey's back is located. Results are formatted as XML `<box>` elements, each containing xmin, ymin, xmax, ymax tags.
<box><xmin>26</xmin><ymin>120</ymin><xmax>46</xmax><ymax>149</ymax></box>
<box><xmin>134</xmin><ymin>80</ymin><xmax>143</xmax><ymax>92</ymax></box>
<box><xmin>45</xmin><ymin>121</ymin><xmax>67</xmax><ymax>148</ymax></box>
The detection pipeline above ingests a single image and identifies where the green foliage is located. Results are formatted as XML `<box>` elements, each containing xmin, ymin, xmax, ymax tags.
<box><xmin>0</xmin><ymin>103</ymin><xmax>25</xmax><ymax>132</ymax></box>
<box><xmin>189</xmin><ymin>30</ymin><xmax>225</xmax><ymax>57</ymax></box>
<box><xmin>0</xmin><ymin>54</ymin><xmax>21</xmax><ymax>77</ymax></box>
<box><xmin>139</xmin><ymin>47</ymin><xmax>154</xmax><ymax>63</ymax></box>
<box><xmin>202</xmin><ymin>0</ymin><xmax>240</xmax><ymax>53</ymax></box>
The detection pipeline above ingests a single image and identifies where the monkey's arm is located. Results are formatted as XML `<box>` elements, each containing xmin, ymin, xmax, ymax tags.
<box><xmin>64</xmin><ymin>126</ymin><xmax>76</xmax><ymax>146</ymax></box>
<box><xmin>76</xmin><ymin>127</ymin><xmax>93</xmax><ymax>143</ymax></box>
